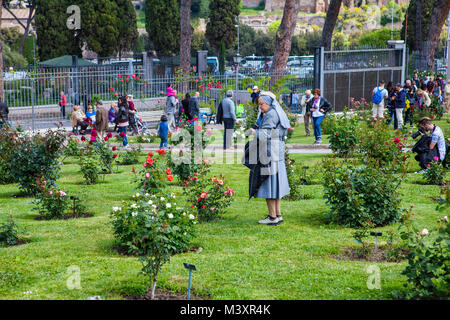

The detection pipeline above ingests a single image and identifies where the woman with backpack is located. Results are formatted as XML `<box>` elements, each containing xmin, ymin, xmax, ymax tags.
<box><xmin>116</xmin><ymin>96</ymin><xmax>130</xmax><ymax>149</ymax></box>
<box><xmin>371</xmin><ymin>80</ymin><xmax>388</xmax><ymax>118</ymax></box>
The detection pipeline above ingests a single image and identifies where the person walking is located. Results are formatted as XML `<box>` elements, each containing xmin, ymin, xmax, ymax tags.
<box><xmin>189</xmin><ymin>92</ymin><xmax>201</xmax><ymax>122</ymax></box>
<box><xmin>165</xmin><ymin>88</ymin><xmax>177</xmax><ymax>132</ymax></box>
<box><xmin>157</xmin><ymin>115</ymin><xmax>169</xmax><ymax>149</ymax></box>
<box><xmin>181</xmin><ymin>93</ymin><xmax>192</xmax><ymax>120</ymax></box>
<box><xmin>59</xmin><ymin>91</ymin><xmax>67</xmax><ymax>118</ymax></box>
<box><xmin>0</xmin><ymin>101</ymin><xmax>9</xmax><ymax>128</ymax></box>
<box><xmin>371</xmin><ymin>80</ymin><xmax>388</xmax><ymax>118</ymax></box>
<box><xmin>300</xmin><ymin>90</ymin><xmax>313</xmax><ymax>136</ymax></box>
<box><xmin>385</xmin><ymin>81</ymin><xmax>396</xmax><ymax>125</ymax></box>
<box><xmin>116</xmin><ymin>96</ymin><xmax>130</xmax><ymax>149</ymax></box>
<box><xmin>82</xmin><ymin>90</ymin><xmax>91</xmax><ymax>114</ymax></box>
<box><xmin>222</xmin><ymin>90</ymin><xmax>237</xmax><ymax>150</ymax></box>
<box><xmin>391</xmin><ymin>83</ymin><xmax>406</xmax><ymax>129</ymax></box>
<box><xmin>248</xmin><ymin>92</ymin><xmax>290</xmax><ymax>226</ymax></box>
<box><xmin>291</xmin><ymin>91</ymin><xmax>300</xmax><ymax>113</ymax></box>
<box><xmin>404</xmin><ymin>80</ymin><xmax>416</xmax><ymax>128</ymax></box>
<box><xmin>95</xmin><ymin>101</ymin><xmax>109</xmax><ymax>139</ymax></box>
<box><xmin>307</xmin><ymin>89</ymin><xmax>333</xmax><ymax>145</ymax></box>
<box><xmin>251</xmin><ymin>86</ymin><xmax>260</xmax><ymax>104</ymax></box>
<box><xmin>127</xmin><ymin>95</ymin><xmax>138</xmax><ymax>135</ymax></box>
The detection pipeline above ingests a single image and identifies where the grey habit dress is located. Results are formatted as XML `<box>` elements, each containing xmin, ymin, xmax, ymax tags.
<box><xmin>254</xmin><ymin>93</ymin><xmax>290</xmax><ymax>199</ymax></box>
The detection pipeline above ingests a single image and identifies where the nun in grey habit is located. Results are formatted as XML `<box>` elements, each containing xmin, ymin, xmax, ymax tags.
<box><xmin>251</xmin><ymin>92</ymin><xmax>290</xmax><ymax>225</ymax></box>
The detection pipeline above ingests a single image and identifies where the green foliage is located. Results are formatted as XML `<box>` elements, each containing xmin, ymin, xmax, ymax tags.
<box><xmin>115</xmin><ymin>0</ymin><xmax>139</xmax><ymax>56</ymax></box>
<box><xmin>402</xmin><ymin>0</ymin><xmax>434</xmax><ymax>51</ymax></box>
<box><xmin>268</xmin><ymin>20</ymin><xmax>281</xmax><ymax>33</ymax></box>
<box><xmin>322</xmin><ymin>158</ymin><xmax>403</xmax><ymax>228</ymax></box>
<box><xmin>0</xmin><ymin>127</ymin><xmax>66</xmax><ymax>195</ymax></box>
<box><xmin>327</xmin><ymin>111</ymin><xmax>359</xmax><ymax>156</ymax></box>
<box><xmin>184</xmin><ymin>173</ymin><xmax>235</xmax><ymax>222</ymax></box>
<box><xmin>285</xmin><ymin>149</ymin><xmax>317</xmax><ymax>201</ymax></box>
<box><xmin>120</xmin><ymin>146</ymin><xmax>142</xmax><ymax>165</ymax></box>
<box><xmin>110</xmin><ymin>192</ymin><xmax>198</xmax><ymax>298</ymax></box>
<box><xmin>168</xmin><ymin>149</ymin><xmax>211</xmax><ymax>184</ymax></box>
<box><xmin>206</xmin><ymin>0</ymin><xmax>240</xmax><ymax>49</ymax></box>
<box><xmin>2</xmin><ymin>44</ymin><xmax>28</xmax><ymax>68</ymax></box>
<box><xmin>411</xmin><ymin>96</ymin><xmax>445</xmax><ymax>123</ymax></box>
<box><xmin>33</xmin><ymin>180</ymin><xmax>70</xmax><ymax>219</ymax></box>
<box><xmin>352</xmin><ymin>223</ymin><xmax>372</xmax><ymax>259</ymax></box>
<box><xmin>423</xmin><ymin>160</ymin><xmax>446</xmax><ymax>186</ymax></box>
<box><xmin>243</xmin><ymin>102</ymin><xmax>258</xmax><ymax>131</ymax></box>
<box><xmin>79</xmin><ymin>155</ymin><xmax>100</xmax><ymax>185</ymax></box>
<box><xmin>95</xmin><ymin>140</ymin><xmax>114</xmax><ymax>173</ymax></box>
<box><xmin>0</xmin><ymin>27</ymin><xmax>22</xmax><ymax>47</ymax></box>
<box><xmin>358</xmin><ymin>28</ymin><xmax>392</xmax><ymax>48</ymax></box>
<box><xmin>191</xmin><ymin>0</ymin><xmax>211</xmax><ymax>18</ymax></box>
<box><xmin>290</xmin><ymin>30</ymin><xmax>322</xmax><ymax>56</ymax></box>
<box><xmin>0</xmin><ymin>214</ymin><xmax>23</xmax><ymax>247</ymax></box>
<box><xmin>145</xmin><ymin>0</ymin><xmax>180</xmax><ymax>55</ymax></box>
<box><xmin>395</xmin><ymin>210</ymin><xmax>449</xmax><ymax>300</ymax></box>
<box><xmin>380</xmin><ymin>1</ymin><xmax>405</xmax><ymax>26</ymax></box>
<box><xmin>63</xmin><ymin>137</ymin><xmax>83</xmax><ymax>158</ymax></box>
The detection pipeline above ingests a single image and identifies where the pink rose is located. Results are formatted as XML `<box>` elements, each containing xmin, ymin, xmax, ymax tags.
<box><xmin>145</xmin><ymin>172</ymin><xmax>150</xmax><ymax>179</ymax></box>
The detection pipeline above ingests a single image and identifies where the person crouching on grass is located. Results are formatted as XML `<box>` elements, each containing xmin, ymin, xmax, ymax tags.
<box><xmin>158</xmin><ymin>115</ymin><xmax>169</xmax><ymax>150</ymax></box>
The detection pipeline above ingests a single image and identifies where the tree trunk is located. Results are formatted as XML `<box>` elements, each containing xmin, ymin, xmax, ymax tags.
<box><xmin>269</xmin><ymin>0</ymin><xmax>300</xmax><ymax>87</ymax></box>
<box><xmin>18</xmin><ymin>7</ymin><xmax>35</xmax><ymax>54</ymax></box>
<box><xmin>320</xmin><ymin>0</ymin><xmax>343</xmax><ymax>51</ymax></box>
<box><xmin>422</xmin><ymin>0</ymin><xmax>450</xmax><ymax>70</ymax></box>
<box><xmin>415</xmin><ymin>0</ymin><xmax>423</xmax><ymax>51</ymax></box>
<box><xmin>180</xmin><ymin>0</ymin><xmax>193</xmax><ymax>75</ymax></box>
<box><xmin>0</xmin><ymin>0</ymin><xmax>4</xmax><ymax>103</ymax></box>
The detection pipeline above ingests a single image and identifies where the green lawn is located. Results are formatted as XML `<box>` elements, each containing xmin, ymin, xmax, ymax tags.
<box><xmin>0</xmin><ymin>138</ymin><xmax>446</xmax><ymax>299</ymax></box>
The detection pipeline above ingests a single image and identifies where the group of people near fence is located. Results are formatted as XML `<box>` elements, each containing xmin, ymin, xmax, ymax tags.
<box><xmin>71</xmin><ymin>94</ymin><xmax>139</xmax><ymax>150</ymax></box>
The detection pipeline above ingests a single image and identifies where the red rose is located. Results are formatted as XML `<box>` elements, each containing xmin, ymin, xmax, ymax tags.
<box><xmin>202</xmin><ymin>205</ymin><xmax>206</xmax><ymax>209</ymax></box>
<box><xmin>166</xmin><ymin>168</ymin><xmax>172</xmax><ymax>175</ymax></box>
<box><xmin>394</xmin><ymin>137</ymin><xmax>400</xmax><ymax>144</ymax></box>
<box><xmin>112</xmin><ymin>146</ymin><xmax>117</xmax><ymax>151</ymax></box>
<box><xmin>120</xmin><ymin>132</ymin><xmax>126</xmax><ymax>137</ymax></box>
<box><xmin>107</xmin><ymin>132</ymin><xmax>112</xmax><ymax>138</ymax></box>
<box><xmin>104</xmin><ymin>137</ymin><xmax>109</xmax><ymax>142</ymax></box>
<box><xmin>168</xmin><ymin>175</ymin><xmax>174</xmax><ymax>182</ymax></box>
<box><xmin>81</xmin><ymin>136</ymin><xmax>86</xmax><ymax>141</ymax></box>
<box><xmin>113</xmin><ymin>154</ymin><xmax>117</xmax><ymax>159</ymax></box>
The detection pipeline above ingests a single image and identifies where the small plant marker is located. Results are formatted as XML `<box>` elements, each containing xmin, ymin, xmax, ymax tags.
<box><xmin>370</xmin><ymin>232</ymin><xmax>383</xmax><ymax>253</ymax></box>
<box><xmin>101</xmin><ymin>169</ymin><xmax>108</xmax><ymax>183</ymax></box>
<box><xmin>183</xmin><ymin>263</ymin><xmax>197</xmax><ymax>300</ymax></box>
<box><xmin>70</xmin><ymin>196</ymin><xmax>79</xmax><ymax>216</ymax></box>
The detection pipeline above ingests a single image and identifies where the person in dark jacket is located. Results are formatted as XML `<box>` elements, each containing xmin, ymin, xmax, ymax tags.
<box><xmin>181</xmin><ymin>93</ymin><xmax>192</xmax><ymax>120</ymax></box>
<box><xmin>127</xmin><ymin>95</ymin><xmax>138</xmax><ymax>135</ymax></box>
<box><xmin>391</xmin><ymin>83</ymin><xmax>406</xmax><ymax>129</ymax></box>
<box><xmin>306</xmin><ymin>88</ymin><xmax>332</xmax><ymax>145</ymax></box>
<box><xmin>0</xmin><ymin>102</ymin><xmax>9</xmax><ymax>128</ymax></box>
<box><xmin>251</xmin><ymin>86</ymin><xmax>260</xmax><ymax>104</ymax></box>
<box><xmin>82</xmin><ymin>90</ymin><xmax>91</xmax><ymax>114</ymax></box>
<box><xmin>189</xmin><ymin>92</ymin><xmax>201</xmax><ymax>122</ymax></box>
<box><xmin>221</xmin><ymin>90</ymin><xmax>237</xmax><ymax>150</ymax></box>
<box><xmin>116</xmin><ymin>96</ymin><xmax>129</xmax><ymax>148</ymax></box>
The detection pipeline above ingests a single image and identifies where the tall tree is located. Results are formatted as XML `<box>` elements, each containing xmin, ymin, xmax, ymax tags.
<box><xmin>2</xmin><ymin>0</ymin><xmax>36</xmax><ymax>54</ymax></box>
<box><xmin>269</xmin><ymin>0</ymin><xmax>300</xmax><ymax>85</ymax></box>
<box><xmin>145</xmin><ymin>0</ymin><xmax>180</xmax><ymax>56</ymax></box>
<box><xmin>114</xmin><ymin>0</ymin><xmax>138</xmax><ymax>58</ymax></box>
<box><xmin>34</xmin><ymin>0</ymin><xmax>82</xmax><ymax>60</ymax></box>
<box><xmin>415</xmin><ymin>0</ymin><xmax>423</xmax><ymax>51</ymax></box>
<box><xmin>80</xmin><ymin>0</ymin><xmax>120</xmax><ymax>58</ymax></box>
<box><xmin>206</xmin><ymin>0</ymin><xmax>240</xmax><ymax>74</ymax></box>
<box><xmin>422</xmin><ymin>0</ymin><xmax>450</xmax><ymax>69</ymax></box>
<box><xmin>180</xmin><ymin>0</ymin><xmax>193</xmax><ymax>75</ymax></box>
<box><xmin>320</xmin><ymin>0</ymin><xmax>343</xmax><ymax>50</ymax></box>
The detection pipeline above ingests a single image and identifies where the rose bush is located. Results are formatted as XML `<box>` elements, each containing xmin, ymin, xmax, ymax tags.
<box><xmin>423</xmin><ymin>158</ymin><xmax>446</xmax><ymax>185</ymax></box>
<box><xmin>327</xmin><ymin>110</ymin><xmax>359</xmax><ymax>156</ymax></box>
<box><xmin>33</xmin><ymin>179</ymin><xmax>70</xmax><ymax>219</ymax></box>
<box><xmin>110</xmin><ymin>192</ymin><xmax>197</xmax><ymax>299</ymax></box>
<box><xmin>136</xmin><ymin>150</ymin><xmax>173</xmax><ymax>193</ymax></box>
<box><xmin>183</xmin><ymin>172</ymin><xmax>235</xmax><ymax>222</ymax></box>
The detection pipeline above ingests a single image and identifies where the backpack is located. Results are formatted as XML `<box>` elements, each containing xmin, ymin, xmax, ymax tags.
<box><xmin>216</xmin><ymin>102</ymin><xmax>223</xmax><ymax>125</ymax></box>
<box><xmin>372</xmin><ymin>87</ymin><xmax>384</xmax><ymax>105</ymax></box>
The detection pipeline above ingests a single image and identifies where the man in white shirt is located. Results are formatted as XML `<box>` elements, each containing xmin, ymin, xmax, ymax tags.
<box><xmin>415</xmin><ymin>117</ymin><xmax>447</xmax><ymax>173</ymax></box>
<box><xmin>300</xmin><ymin>90</ymin><xmax>313</xmax><ymax>136</ymax></box>
<box><xmin>371</xmin><ymin>80</ymin><xmax>388</xmax><ymax>118</ymax></box>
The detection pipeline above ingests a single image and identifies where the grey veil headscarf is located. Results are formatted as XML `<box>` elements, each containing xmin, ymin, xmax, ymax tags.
<box><xmin>258</xmin><ymin>91</ymin><xmax>290</xmax><ymax>129</ymax></box>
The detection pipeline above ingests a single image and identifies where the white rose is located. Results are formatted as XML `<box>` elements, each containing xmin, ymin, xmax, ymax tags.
<box><xmin>131</xmin><ymin>203</ymin><xmax>138</xmax><ymax>209</ymax></box>
<box><xmin>171</xmin><ymin>193</ymin><xmax>176</xmax><ymax>198</ymax></box>
<box><xmin>145</xmin><ymin>193</ymin><xmax>149</xmax><ymax>197</ymax></box>
<box><xmin>131</xmin><ymin>212</ymin><xmax>138</xmax><ymax>217</ymax></box>
<box><xmin>443</xmin><ymin>216</ymin><xmax>448</xmax><ymax>222</ymax></box>
<box><xmin>112</xmin><ymin>207</ymin><xmax>121</xmax><ymax>212</ymax></box>
<box><xmin>166</xmin><ymin>203</ymin><xmax>172</xmax><ymax>208</ymax></box>
<box><xmin>147</xmin><ymin>200</ymin><xmax>153</xmax><ymax>205</ymax></box>
<box><xmin>152</xmin><ymin>204</ymin><xmax>157</xmax><ymax>209</ymax></box>
<box><xmin>183</xmin><ymin>212</ymin><xmax>186</xmax><ymax>216</ymax></box>
<box><xmin>420</xmin><ymin>228</ymin><xmax>429</xmax><ymax>236</ymax></box>
<box><xmin>160</xmin><ymin>197</ymin><xmax>165</xmax><ymax>201</ymax></box>
<box><xmin>168</xmin><ymin>213</ymin><xmax>174</xmax><ymax>219</ymax></box>
<box><xmin>136</xmin><ymin>193</ymin><xmax>140</xmax><ymax>197</ymax></box>
<box><xmin>189</xmin><ymin>214</ymin><xmax>195</xmax><ymax>220</ymax></box>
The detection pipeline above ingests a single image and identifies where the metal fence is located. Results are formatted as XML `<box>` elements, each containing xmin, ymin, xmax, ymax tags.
<box><xmin>3</xmin><ymin>66</ymin><xmax>314</xmax><ymax>129</ymax></box>
<box><xmin>317</xmin><ymin>43</ymin><xmax>407</xmax><ymax>112</ymax></box>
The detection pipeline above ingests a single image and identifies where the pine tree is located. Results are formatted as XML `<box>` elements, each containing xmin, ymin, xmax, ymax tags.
<box><xmin>205</xmin><ymin>0</ymin><xmax>240</xmax><ymax>72</ymax></box>
<box><xmin>114</xmin><ymin>0</ymin><xmax>138</xmax><ymax>57</ymax></box>
<box><xmin>145</xmin><ymin>0</ymin><xmax>180</xmax><ymax>56</ymax></box>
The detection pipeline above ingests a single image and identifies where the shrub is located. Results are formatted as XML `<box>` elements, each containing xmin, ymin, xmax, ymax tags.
<box><xmin>33</xmin><ymin>180</ymin><xmax>70</xmax><ymax>219</ymax></box>
<box><xmin>328</xmin><ymin>110</ymin><xmax>359</xmax><ymax>156</ymax></box>
<box><xmin>136</xmin><ymin>150</ymin><xmax>173</xmax><ymax>193</ymax></box>
<box><xmin>322</xmin><ymin>158</ymin><xmax>402</xmax><ymax>227</ymax></box>
<box><xmin>0</xmin><ymin>127</ymin><xmax>66</xmax><ymax>195</ymax></box>
<box><xmin>423</xmin><ymin>158</ymin><xmax>446</xmax><ymax>185</ymax></box>
<box><xmin>244</xmin><ymin>102</ymin><xmax>258</xmax><ymax>131</ymax></box>
<box><xmin>285</xmin><ymin>149</ymin><xmax>317</xmax><ymax>200</ymax></box>
<box><xmin>356</xmin><ymin>118</ymin><xmax>409</xmax><ymax>171</ymax></box>
<box><xmin>396</xmin><ymin>209</ymin><xmax>449</xmax><ymax>299</ymax></box>
<box><xmin>412</xmin><ymin>96</ymin><xmax>445</xmax><ymax>123</ymax></box>
<box><xmin>171</xmin><ymin>118</ymin><xmax>213</xmax><ymax>153</ymax></box>
<box><xmin>120</xmin><ymin>145</ymin><xmax>142</xmax><ymax>165</ymax></box>
<box><xmin>183</xmin><ymin>173</ymin><xmax>235</xmax><ymax>222</ymax></box>
<box><xmin>0</xmin><ymin>214</ymin><xmax>23</xmax><ymax>247</ymax></box>
<box><xmin>95</xmin><ymin>139</ymin><xmax>115</xmax><ymax>173</ymax></box>
<box><xmin>79</xmin><ymin>156</ymin><xmax>100</xmax><ymax>185</ymax></box>
<box><xmin>320</xmin><ymin>113</ymin><xmax>338</xmax><ymax>135</ymax></box>
<box><xmin>110</xmin><ymin>192</ymin><xmax>197</xmax><ymax>299</ymax></box>
<box><xmin>63</xmin><ymin>136</ymin><xmax>83</xmax><ymax>158</ymax></box>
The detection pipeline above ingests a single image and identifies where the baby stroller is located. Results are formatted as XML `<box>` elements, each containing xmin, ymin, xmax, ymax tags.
<box><xmin>133</xmin><ymin>113</ymin><xmax>148</xmax><ymax>135</ymax></box>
